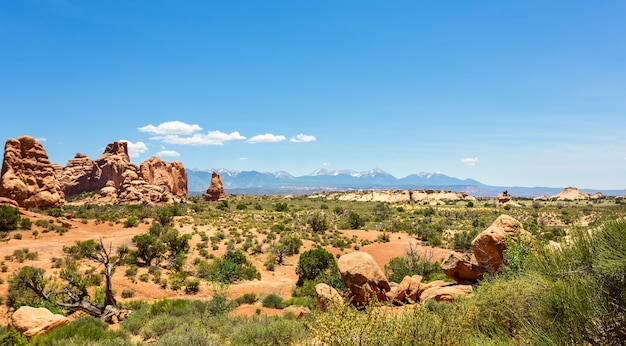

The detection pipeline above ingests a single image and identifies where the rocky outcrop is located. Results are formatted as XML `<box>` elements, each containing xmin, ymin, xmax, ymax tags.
<box><xmin>420</xmin><ymin>284</ymin><xmax>473</xmax><ymax>303</ymax></box>
<box><xmin>316</xmin><ymin>189</ymin><xmax>476</xmax><ymax>204</ymax></box>
<box><xmin>0</xmin><ymin>136</ymin><xmax>64</xmax><ymax>209</ymax></box>
<box><xmin>549</xmin><ymin>187</ymin><xmax>603</xmax><ymax>201</ymax></box>
<box><xmin>440</xmin><ymin>252</ymin><xmax>484</xmax><ymax>284</ymax></box>
<box><xmin>472</xmin><ymin>215</ymin><xmax>531</xmax><ymax>273</ymax></box>
<box><xmin>57</xmin><ymin>141</ymin><xmax>188</xmax><ymax>204</ymax></box>
<box><xmin>392</xmin><ymin>275</ymin><xmax>423</xmax><ymax>303</ymax></box>
<box><xmin>139</xmin><ymin>157</ymin><xmax>188</xmax><ymax>198</ymax></box>
<box><xmin>441</xmin><ymin>215</ymin><xmax>533</xmax><ymax>283</ymax></box>
<box><xmin>204</xmin><ymin>171</ymin><xmax>226</xmax><ymax>201</ymax></box>
<box><xmin>10</xmin><ymin>306</ymin><xmax>69</xmax><ymax>339</ymax></box>
<box><xmin>337</xmin><ymin>251</ymin><xmax>390</xmax><ymax>305</ymax></box>
<box><xmin>315</xmin><ymin>283</ymin><xmax>344</xmax><ymax>311</ymax></box>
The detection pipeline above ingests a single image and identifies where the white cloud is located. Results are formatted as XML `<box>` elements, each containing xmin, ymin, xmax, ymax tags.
<box><xmin>138</xmin><ymin>120</ymin><xmax>202</xmax><ymax>135</ymax></box>
<box><xmin>323</xmin><ymin>162</ymin><xmax>331</xmax><ymax>166</ymax></box>
<box><xmin>240</xmin><ymin>157</ymin><xmax>249</xmax><ymax>161</ymax></box>
<box><xmin>460</xmin><ymin>157</ymin><xmax>479</xmax><ymax>166</ymax></box>
<box><xmin>155</xmin><ymin>131</ymin><xmax>246</xmax><ymax>146</ymax></box>
<box><xmin>156</xmin><ymin>150</ymin><xmax>181</xmax><ymax>157</ymax></box>
<box><xmin>290</xmin><ymin>133</ymin><xmax>316</xmax><ymax>143</ymax></box>
<box><xmin>36</xmin><ymin>137</ymin><xmax>47</xmax><ymax>142</ymax></box>
<box><xmin>247</xmin><ymin>133</ymin><xmax>286</xmax><ymax>144</ymax></box>
<box><xmin>120</xmin><ymin>140</ymin><xmax>149</xmax><ymax>158</ymax></box>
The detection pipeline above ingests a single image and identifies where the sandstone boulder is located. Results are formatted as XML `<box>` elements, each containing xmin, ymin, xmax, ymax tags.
<box><xmin>472</xmin><ymin>215</ymin><xmax>531</xmax><ymax>273</ymax></box>
<box><xmin>0</xmin><ymin>197</ymin><xmax>19</xmax><ymax>208</ymax></box>
<box><xmin>205</xmin><ymin>171</ymin><xmax>226</xmax><ymax>201</ymax></box>
<box><xmin>315</xmin><ymin>283</ymin><xmax>344</xmax><ymax>311</ymax></box>
<box><xmin>393</xmin><ymin>275</ymin><xmax>423</xmax><ymax>303</ymax></box>
<box><xmin>0</xmin><ymin>136</ymin><xmax>64</xmax><ymax>209</ymax></box>
<box><xmin>420</xmin><ymin>284</ymin><xmax>473</xmax><ymax>303</ymax></box>
<box><xmin>338</xmin><ymin>251</ymin><xmax>390</xmax><ymax>305</ymax></box>
<box><xmin>10</xmin><ymin>306</ymin><xmax>69</xmax><ymax>338</ymax></box>
<box><xmin>440</xmin><ymin>251</ymin><xmax>484</xmax><ymax>284</ymax></box>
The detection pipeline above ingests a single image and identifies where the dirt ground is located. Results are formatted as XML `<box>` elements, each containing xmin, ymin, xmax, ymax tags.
<box><xmin>0</xmin><ymin>209</ymin><xmax>451</xmax><ymax>325</ymax></box>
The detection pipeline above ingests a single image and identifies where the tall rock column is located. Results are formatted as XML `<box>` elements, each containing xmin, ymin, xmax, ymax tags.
<box><xmin>0</xmin><ymin>136</ymin><xmax>64</xmax><ymax>209</ymax></box>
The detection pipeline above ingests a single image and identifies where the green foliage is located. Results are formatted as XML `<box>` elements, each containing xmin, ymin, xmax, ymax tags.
<box><xmin>307</xmin><ymin>212</ymin><xmax>329</xmax><ymax>233</ymax></box>
<box><xmin>19</xmin><ymin>217</ymin><xmax>32</xmax><ymax>230</ymax></box>
<box><xmin>230</xmin><ymin>316</ymin><xmax>305</xmax><ymax>346</ymax></box>
<box><xmin>372</xmin><ymin>202</ymin><xmax>391</xmax><ymax>222</ymax></box>
<box><xmin>0</xmin><ymin>327</ymin><xmax>28</xmax><ymax>346</ymax></box>
<box><xmin>347</xmin><ymin>211</ymin><xmax>365</xmax><ymax>229</ymax></box>
<box><xmin>123</xmin><ymin>217</ymin><xmax>139</xmax><ymax>228</ymax></box>
<box><xmin>0</xmin><ymin>205</ymin><xmax>20</xmax><ymax>234</ymax></box>
<box><xmin>132</xmin><ymin>233</ymin><xmax>166</xmax><ymax>266</ymax></box>
<box><xmin>274</xmin><ymin>202</ymin><xmax>288</xmax><ymax>212</ymax></box>
<box><xmin>235</xmin><ymin>293</ymin><xmax>257</xmax><ymax>306</ymax></box>
<box><xmin>31</xmin><ymin>316</ymin><xmax>130</xmax><ymax>346</ymax></box>
<box><xmin>216</xmin><ymin>200</ymin><xmax>230</xmax><ymax>211</ymax></box>
<box><xmin>204</xmin><ymin>249</ymin><xmax>261</xmax><ymax>284</ymax></box>
<box><xmin>295</xmin><ymin>248</ymin><xmax>335</xmax><ymax>286</ymax></box>
<box><xmin>7</xmin><ymin>266</ymin><xmax>50</xmax><ymax>309</ymax></box>
<box><xmin>261</xmin><ymin>294</ymin><xmax>284</xmax><ymax>309</ymax></box>
<box><xmin>384</xmin><ymin>246</ymin><xmax>442</xmax><ymax>283</ymax></box>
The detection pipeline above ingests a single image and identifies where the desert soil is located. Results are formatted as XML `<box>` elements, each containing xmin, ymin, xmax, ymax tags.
<box><xmin>0</xmin><ymin>209</ymin><xmax>451</xmax><ymax>325</ymax></box>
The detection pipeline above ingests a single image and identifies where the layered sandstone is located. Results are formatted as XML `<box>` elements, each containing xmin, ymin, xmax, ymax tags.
<box><xmin>0</xmin><ymin>136</ymin><xmax>64</xmax><ymax>209</ymax></box>
<box><xmin>204</xmin><ymin>171</ymin><xmax>226</xmax><ymax>201</ymax></box>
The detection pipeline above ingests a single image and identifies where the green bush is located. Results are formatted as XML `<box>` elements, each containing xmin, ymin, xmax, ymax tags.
<box><xmin>123</xmin><ymin>217</ymin><xmax>139</xmax><ymax>228</ymax></box>
<box><xmin>0</xmin><ymin>327</ymin><xmax>28</xmax><ymax>346</ymax></box>
<box><xmin>261</xmin><ymin>294</ymin><xmax>284</xmax><ymax>309</ymax></box>
<box><xmin>0</xmin><ymin>205</ymin><xmax>20</xmax><ymax>234</ymax></box>
<box><xmin>230</xmin><ymin>316</ymin><xmax>305</xmax><ymax>346</ymax></box>
<box><xmin>235</xmin><ymin>293</ymin><xmax>257</xmax><ymax>306</ymax></box>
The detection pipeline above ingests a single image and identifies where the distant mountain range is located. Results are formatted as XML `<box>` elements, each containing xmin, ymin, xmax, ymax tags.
<box><xmin>186</xmin><ymin>168</ymin><xmax>624</xmax><ymax>198</ymax></box>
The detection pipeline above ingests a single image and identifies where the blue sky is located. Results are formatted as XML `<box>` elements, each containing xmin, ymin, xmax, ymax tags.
<box><xmin>1</xmin><ymin>1</ymin><xmax>625</xmax><ymax>189</ymax></box>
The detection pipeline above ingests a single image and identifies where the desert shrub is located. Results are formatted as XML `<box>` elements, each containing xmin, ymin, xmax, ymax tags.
<box><xmin>261</xmin><ymin>294</ymin><xmax>284</xmax><ymax>309</ymax></box>
<box><xmin>13</xmin><ymin>233</ymin><xmax>22</xmax><ymax>240</ymax></box>
<box><xmin>384</xmin><ymin>246</ymin><xmax>441</xmax><ymax>283</ymax></box>
<box><xmin>0</xmin><ymin>327</ymin><xmax>28</xmax><ymax>346</ymax></box>
<box><xmin>346</xmin><ymin>211</ymin><xmax>365</xmax><ymax>229</ymax></box>
<box><xmin>235</xmin><ymin>293</ymin><xmax>257</xmax><ymax>306</ymax></box>
<box><xmin>295</xmin><ymin>248</ymin><xmax>336</xmax><ymax>286</ymax></box>
<box><xmin>0</xmin><ymin>205</ymin><xmax>20</xmax><ymax>234</ymax></box>
<box><xmin>451</xmin><ymin>229</ymin><xmax>478</xmax><ymax>251</ymax></box>
<box><xmin>31</xmin><ymin>316</ymin><xmax>130</xmax><ymax>346</ymax></box>
<box><xmin>123</xmin><ymin>217</ymin><xmax>139</xmax><ymax>228</ymax></box>
<box><xmin>307</xmin><ymin>212</ymin><xmax>329</xmax><ymax>233</ymax></box>
<box><xmin>309</xmin><ymin>300</ymin><xmax>477</xmax><ymax>345</ymax></box>
<box><xmin>274</xmin><ymin>202</ymin><xmax>288</xmax><ymax>212</ymax></box>
<box><xmin>184</xmin><ymin>278</ymin><xmax>201</xmax><ymax>294</ymax></box>
<box><xmin>132</xmin><ymin>233</ymin><xmax>166</xmax><ymax>266</ymax></box>
<box><xmin>372</xmin><ymin>202</ymin><xmax>391</xmax><ymax>221</ymax></box>
<box><xmin>205</xmin><ymin>249</ymin><xmax>261</xmax><ymax>284</ymax></box>
<box><xmin>19</xmin><ymin>217</ymin><xmax>32</xmax><ymax>230</ymax></box>
<box><xmin>139</xmin><ymin>273</ymin><xmax>150</xmax><ymax>282</ymax></box>
<box><xmin>121</xmin><ymin>288</ymin><xmax>136</xmax><ymax>299</ymax></box>
<box><xmin>216</xmin><ymin>200</ymin><xmax>229</xmax><ymax>211</ymax></box>
<box><xmin>152</xmin><ymin>327</ymin><xmax>219</xmax><ymax>346</ymax></box>
<box><xmin>230</xmin><ymin>316</ymin><xmax>306</xmax><ymax>346</ymax></box>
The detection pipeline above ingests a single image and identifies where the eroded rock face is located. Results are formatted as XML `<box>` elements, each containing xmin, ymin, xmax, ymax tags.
<box><xmin>57</xmin><ymin>153</ymin><xmax>97</xmax><ymax>196</ymax></box>
<box><xmin>393</xmin><ymin>275</ymin><xmax>423</xmax><ymax>303</ymax></box>
<box><xmin>140</xmin><ymin>157</ymin><xmax>188</xmax><ymax>198</ymax></box>
<box><xmin>337</xmin><ymin>251</ymin><xmax>390</xmax><ymax>305</ymax></box>
<box><xmin>57</xmin><ymin>141</ymin><xmax>188</xmax><ymax>204</ymax></box>
<box><xmin>315</xmin><ymin>283</ymin><xmax>344</xmax><ymax>311</ymax></box>
<box><xmin>420</xmin><ymin>284</ymin><xmax>473</xmax><ymax>303</ymax></box>
<box><xmin>440</xmin><ymin>251</ymin><xmax>484</xmax><ymax>284</ymax></box>
<box><xmin>10</xmin><ymin>306</ymin><xmax>70</xmax><ymax>339</ymax></box>
<box><xmin>0</xmin><ymin>136</ymin><xmax>64</xmax><ymax>209</ymax></box>
<box><xmin>471</xmin><ymin>215</ymin><xmax>531</xmax><ymax>273</ymax></box>
<box><xmin>204</xmin><ymin>171</ymin><xmax>226</xmax><ymax>201</ymax></box>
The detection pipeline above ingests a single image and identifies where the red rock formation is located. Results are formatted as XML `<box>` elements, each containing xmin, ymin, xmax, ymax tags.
<box><xmin>139</xmin><ymin>157</ymin><xmax>187</xmax><ymax>198</ymax></box>
<box><xmin>204</xmin><ymin>171</ymin><xmax>226</xmax><ymax>201</ymax></box>
<box><xmin>440</xmin><ymin>251</ymin><xmax>484</xmax><ymax>284</ymax></box>
<box><xmin>57</xmin><ymin>153</ymin><xmax>98</xmax><ymax>196</ymax></box>
<box><xmin>56</xmin><ymin>141</ymin><xmax>188</xmax><ymax>204</ymax></box>
<box><xmin>0</xmin><ymin>136</ymin><xmax>64</xmax><ymax>209</ymax></box>
<box><xmin>471</xmin><ymin>215</ymin><xmax>532</xmax><ymax>273</ymax></box>
<box><xmin>337</xmin><ymin>251</ymin><xmax>390</xmax><ymax>305</ymax></box>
